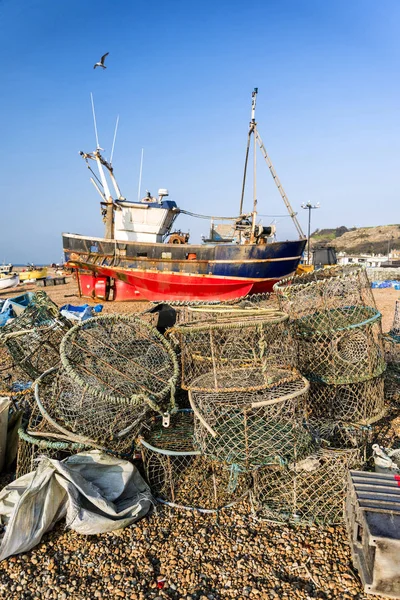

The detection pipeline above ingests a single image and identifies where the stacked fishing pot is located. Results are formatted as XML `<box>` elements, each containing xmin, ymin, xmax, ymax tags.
<box><xmin>383</xmin><ymin>299</ymin><xmax>400</xmax><ymax>403</ymax></box>
<box><xmin>18</xmin><ymin>313</ymin><xmax>179</xmax><ymax>475</ymax></box>
<box><xmin>0</xmin><ymin>292</ymin><xmax>73</xmax><ymax>473</ymax></box>
<box><xmin>270</xmin><ymin>266</ymin><xmax>386</xmax><ymax>523</ymax></box>
<box><xmin>140</xmin><ymin>304</ymin><xmax>312</xmax><ymax>513</ymax></box>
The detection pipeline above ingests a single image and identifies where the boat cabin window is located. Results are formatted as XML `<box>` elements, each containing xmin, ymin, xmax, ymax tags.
<box><xmin>137</xmin><ymin>252</ymin><xmax>148</xmax><ymax>258</ymax></box>
<box><xmin>90</xmin><ymin>245</ymin><xmax>99</xmax><ymax>253</ymax></box>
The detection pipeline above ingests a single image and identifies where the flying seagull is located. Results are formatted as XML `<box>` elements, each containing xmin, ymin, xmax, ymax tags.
<box><xmin>94</xmin><ymin>52</ymin><xmax>109</xmax><ymax>70</ymax></box>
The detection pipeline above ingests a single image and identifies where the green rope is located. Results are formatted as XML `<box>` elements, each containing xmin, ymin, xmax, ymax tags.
<box><xmin>18</xmin><ymin>426</ymin><xmax>87</xmax><ymax>451</ymax></box>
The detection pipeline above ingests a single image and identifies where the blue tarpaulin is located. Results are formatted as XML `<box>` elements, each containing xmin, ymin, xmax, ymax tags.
<box><xmin>60</xmin><ymin>303</ymin><xmax>103</xmax><ymax>322</ymax></box>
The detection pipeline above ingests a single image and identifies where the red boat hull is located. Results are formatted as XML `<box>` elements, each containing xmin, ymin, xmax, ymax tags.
<box><xmin>75</xmin><ymin>266</ymin><xmax>283</xmax><ymax>302</ymax></box>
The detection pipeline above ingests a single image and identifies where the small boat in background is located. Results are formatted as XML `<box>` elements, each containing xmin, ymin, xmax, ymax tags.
<box><xmin>0</xmin><ymin>264</ymin><xmax>13</xmax><ymax>275</ymax></box>
<box><xmin>19</xmin><ymin>266</ymin><xmax>48</xmax><ymax>282</ymax></box>
<box><xmin>0</xmin><ymin>273</ymin><xmax>19</xmax><ymax>290</ymax></box>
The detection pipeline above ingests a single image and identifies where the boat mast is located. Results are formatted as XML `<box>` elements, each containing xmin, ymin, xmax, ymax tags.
<box><xmin>251</xmin><ymin>89</ymin><xmax>258</xmax><ymax>243</ymax></box>
<box><xmin>80</xmin><ymin>149</ymin><xmax>122</xmax><ymax>240</ymax></box>
<box><xmin>94</xmin><ymin>151</ymin><xmax>115</xmax><ymax>239</ymax></box>
<box><xmin>239</xmin><ymin>88</ymin><xmax>305</xmax><ymax>240</ymax></box>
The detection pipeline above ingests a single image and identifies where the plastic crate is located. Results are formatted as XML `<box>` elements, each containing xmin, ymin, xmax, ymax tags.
<box><xmin>345</xmin><ymin>470</ymin><xmax>400</xmax><ymax>598</ymax></box>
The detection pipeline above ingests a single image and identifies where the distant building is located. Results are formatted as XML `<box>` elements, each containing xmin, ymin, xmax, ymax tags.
<box><xmin>337</xmin><ymin>252</ymin><xmax>391</xmax><ymax>268</ymax></box>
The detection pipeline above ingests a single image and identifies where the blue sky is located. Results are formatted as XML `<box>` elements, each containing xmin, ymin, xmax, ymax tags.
<box><xmin>0</xmin><ymin>0</ymin><xmax>399</xmax><ymax>263</ymax></box>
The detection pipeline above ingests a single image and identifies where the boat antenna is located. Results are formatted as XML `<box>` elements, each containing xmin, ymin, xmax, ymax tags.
<box><xmin>110</xmin><ymin>115</ymin><xmax>119</xmax><ymax>164</ymax></box>
<box><xmin>137</xmin><ymin>148</ymin><xmax>144</xmax><ymax>201</ymax></box>
<box><xmin>90</xmin><ymin>92</ymin><xmax>101</xmax><ymax>150</ymax></box>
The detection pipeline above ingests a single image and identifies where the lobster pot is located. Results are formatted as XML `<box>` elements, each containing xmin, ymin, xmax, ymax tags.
<box><xmin>308</xmin><ymin>376</ymin><xmax>386</xmax><ymax>424</ymax></box>
<box><xmin>383</xmin><ymin>335</ymin><xmax>400</xmax><ymax>403</ymax></box>
<box><xmin>34</xmin><ymin>367</ymin><xmax>147</xmax><ymax>453</ymax></box>
<box><xmin>391</xmin><ymin>299</ymin><xmax>400</xmax><ymax>337</ymax></box>
<box><xmin>253</xmin><ymin>446</ymin><xmax>362</xmax><ymax>524</ymax></box>
<box><xmin>170</xmin><ymin>311</ymin><xmax>297</xmax><ymax>391</ymax></box>
<box><xmin>189</xmin><ymin>371</ymin><xmax>311</xmax><ymax>470</ymax></box>
<box><xmin>274</xmin><ymin>265</ymin><xmax>375</xmax><ymax>321</ymax></box>
<box><xmin>296</xmin><ymin>307</ymin><xmax>385</xmax><ymax>384</ymax></box>
<box><xmin>385</xmin><ymin>370</ymin><xmax>400</xmax><ymax>404</ymax></box>
<box><xmin>173</xmin><ymin>295</ymin><xmax>279</xmax><ymax>325</ymax></box>
<box><xmin>60</xmin><ymin>314</ymin><xmax>179</xmax><ymax>412</ymax></box>
<box><xmin>16</xmin><ymin>425</ymin><xmax>86</xmax><ymax>478</ymax></box>
<box><xmin>0</xmin><ymin>345</ymin><xmax>15</xmax><ymax>390</ymax></box>
<box><xmin>140</xmin><ymin>411</ymin><xmax>250</xmax><ymax>511</ymax></box>
<box><xmin>1</xmin><ymin>292</ymin><xmax>72</xmax><ymax>379</ymax></box>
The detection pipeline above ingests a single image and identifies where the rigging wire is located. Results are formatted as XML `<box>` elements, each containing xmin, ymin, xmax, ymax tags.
<box><xmin>178</xmin><ymin>209</ymin><xmax>291</xmax><ymax>220</ymax></box>
<box><xmin>86</xmin><ymin>165</ymin><xmax>104</xmax><ymax>189</ymax></box>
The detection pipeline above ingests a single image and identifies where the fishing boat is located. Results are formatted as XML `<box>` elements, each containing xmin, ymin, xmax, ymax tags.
<box><xmin>0</xmin><ymin>264</ymin><xmax>13</xmax><ymax>275</ymax></box>
<box><xmin>19</xmin><ymin>266</ymin><xmax>48</xmax><ymax>282</ymax></box>
<box><xmin>0</xmin><ymin>273</ymin><xmax>19</xmax><ymax>290</ymax></box>
<box><xmin>63</xmin><ymin>89</ymin><xmax>307</xmax><ymax>302</ymax></box>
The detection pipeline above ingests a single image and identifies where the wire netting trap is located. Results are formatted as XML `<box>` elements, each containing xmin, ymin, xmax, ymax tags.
<box><xmin>252</xmin><ymin>445</ymin><xmax>362</xmax><ymax>524</ymax></box>
<box><xmin>296</xmin><ymin>306</ymin><xmax>385</xmax><ymax>384</ymax></box>
<box><xmin>189</xmin><ymin>370</ymin><xmax>311</xmax><ymax>470</ymax></box>
<box><xmin>60</xmin><ymin>314</ymin><xmax>179</xmax><ymax>413</ymax></box>
<box><xmin>34</xmin><ymin>367</ymin><xmax>147</xmax><ymax>452</ymax></box>
<box><xmin>0</xmin><ymin>291</ymin><xmax>72</xmax><ymax>379</ymax></box>
<box><xmin>274</xmin><ymin>265</ymin><xmax>376</xmax><ymax>320</ymax></box>
<box><xmin>384</xmin><ymin>334</ymin><xmax>400</xmax><ymax>403</ymax></box>
<box><xmin>140</xmin><ymin>410</ymin><xmax>251</xmax><ymax>512</ymax></box>
<box><xmin>169</xmin><ymin>311</ymin><xmax>297</xmax><ymax>391</ymax></box>
<box><xmin>308</xmin><ymin>376</ymin><xmax>386</xmax><ymax>424</ymax></box>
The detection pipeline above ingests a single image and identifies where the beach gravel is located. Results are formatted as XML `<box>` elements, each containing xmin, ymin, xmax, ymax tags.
<box><xmin>0</xmin><ymin>277</ymin><xmax>396</xmax><ymax>599</ymax></box>
<box><xmin>0</xmin><ymin>502</ymin><xmax>384</xmax><ymax>599</ymax></box>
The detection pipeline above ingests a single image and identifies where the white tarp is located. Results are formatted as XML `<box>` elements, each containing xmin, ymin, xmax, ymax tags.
<box><xmin>0</xmin><ymin>450</ymin><xmax>153</xmax><ymax>561</ymax></box>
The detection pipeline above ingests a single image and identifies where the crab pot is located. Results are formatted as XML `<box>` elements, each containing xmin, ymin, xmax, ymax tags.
<box><xmin>189</xmin><ymin>370</ymin><xmax>311</xmax><ymax>470</ymax></box>
<box><xmin>308</xmin><ymin>376</ymin><xmax>386</xmax><ymax>424</ymax></box>
<box><xmin>34</xmin><ymin>367</ymin><xmax>147</xmax><ymax>453</ymax></box>
<box><xmin>252</xmin><ymin>446</ymin><xmax>362</xmax><ymax>524</ymax></box>
<box><xmin>390</xmin><ymin>299</ymin><xmax>400</xmax><ymax>337</ymax></box>
<box><xmin>384</xmin><ymin>334</ymin><xmax>400</xmax><ymax>404</ymax></box>
<box><xmin>172</xmin><ymin>294</ymin><xmax>279</xmax><ymax>325</ymax></box>
<box><xmin>169</xmin><ymin>311</ymin><xmax>297</xmax><ymax>391</ymax></box>
<box><xmin>296</xmin><ymin>307</ymin><xmax>385</xmax><ymax>384</ymax></box>
<box><xmin>274</xmin><ymin>265</ymin><xmax>376</xmax><ymax>321</ymax></box>
<box><xmin>384</xmin><ymin>368</ymin><xmax>400</xmax><ymax>404</ymax></box>
<box><xmin>140</xmin><ymin>410</ymin><xmax>251</xmax><ymax>511</ymax></box>
<box><xmin>60</xmin><ymin>314</ymin><xmax>179</xmax><ymax>411</ymax></box>
<box><xmin>1</xmin><ymin>292</ymin><xmax>72</xmax><ymax>379</ymax></box>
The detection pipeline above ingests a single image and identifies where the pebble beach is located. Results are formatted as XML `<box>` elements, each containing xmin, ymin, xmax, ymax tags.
<box><xmin>0</xmin><ymin>275</ymin><xmax>398</xmax><ymax>600</ymax></box>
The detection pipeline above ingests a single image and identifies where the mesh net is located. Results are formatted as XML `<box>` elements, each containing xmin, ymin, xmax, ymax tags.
<box><xmin>384</xmin><ymin>334</ymin><xmax>400</xmax><ymax>403</ymax></box>
<box><xmin>308</xmin><ymin>376</ymin><xmax>386</xmax><ymax>424</ymax></box>
<box><xmin>296</xmin><ymin>307</ymin><xmax>385</xmax><ymax>384</ymax></box>
<box><xmin>169</xmin><ymin>312</ymin><xmax>297</xmax><ymax>391</ymax></box>
<box><xmin>60</xmin><ymin>314</ymin><xmax>179</xmax><ymax>411</ymax></box>
<box><xmin>189</xmin><ymin>371</ymin><xmax>311</xmax><ymax>470</ymax></box>
<box><xmin>140</xmin><ymin>411</ymin><xmax>251</xmax><ymax>511</ymax></box>
<box><xmin>34</xmin><ymin>368</ymin><xmax>145</xmax><ymax>453</ymax></box>
<box><xmin>274</xmin><ymin>265</ymin><xmax>376</xmax><ymax>320</ymax></box>
<box><xmin>0</xmin><ymin>292</ymin><xmax>71</xmax><ymax>379</ymax></box>
<box><xmin>173</xmin><ymin>294</ymin><xmax>279</xmax><ymax>325</ymax></box>
<box><xmin>0</xmin><ymin>344</ymin><xmax>26</xmax><ymax>391</ymax></box>
<box><xmin>252</xmin><ymin>446</ymin><xmax>362</xmax><ymax>524</ymax></box>
<box><xmin>391</xmin><ymin>299</ymin><xmax>400</xmax><ymax>337</ymax></box>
